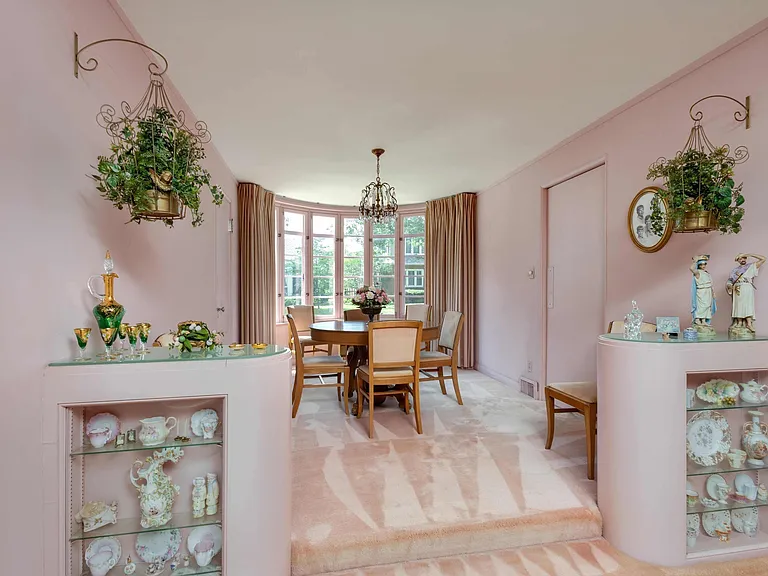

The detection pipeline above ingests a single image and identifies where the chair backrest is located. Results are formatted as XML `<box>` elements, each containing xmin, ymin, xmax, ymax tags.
<box><xmin>344</xmin><ymin>308</ymin><xmax>379</xmax><ymax>322</ymax></box>
<box><xmin>607</xmin><ymin>320</ymin><xmax>656</xmax><ymax>334</ymax></box>
<box><xmin>287</xmin><ymin>305</ymin><xmax>314</xmax><ymax>332</ymax></box>
<box><xmin>367</xmin><ymin>320</ymin><xmax>423</xmax><ymax>370</ymax></box>
<box><xmin>438</xmin><ymin>311</ymin><xmax>465</xmax><ymax>350</ymax></box>
<box><xmin>405</xmin><ymin>304</ymin><xmax>431</xmax><ymax>323</ymax></box>
<box><xmin>286</xmin><ymin>315</ymin><xmax>305</xmax><ymax>363</ymax></box>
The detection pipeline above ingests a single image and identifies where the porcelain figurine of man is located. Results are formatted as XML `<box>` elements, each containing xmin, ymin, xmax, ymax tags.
<box><xmin>690</xmin><ymin>255</ymin><xmax>716</xmax><ymax>334</ymax></box>
<box><xmin>727</xmin><ymin>253</ymin><xmax>766</xmax><ymax>335</ymax></box>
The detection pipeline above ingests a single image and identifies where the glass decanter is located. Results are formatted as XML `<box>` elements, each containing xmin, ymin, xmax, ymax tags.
<box><xmin>623</xmin><ymin>300</ymin><xmax>644</xmax><ymax>340</ymax></box>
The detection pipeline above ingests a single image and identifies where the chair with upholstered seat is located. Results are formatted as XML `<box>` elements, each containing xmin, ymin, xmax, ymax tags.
<box><xmin>287</xmin><ymin>315</ymin><xmax>350</xmax><ymax>417</ymax></box>
<box><xmin>356</xmin><ymin>320</ymin><xmax>423</xmax><ymax>438</ymax></box>
<box><xmin>406</xmin><ymin>304</ymin><xmax>432</xmax><ymax>350</ymax></box>
<box><xmin>287</xmin><ymin>305</ymin><xmax>332</xmax><ymax>356</ymax></box>
<box><xmin>343</xmin><ymin>308</ymin><xmax>380</xmax><ymax>322</ymax></box>
<box><xmin>544</xmin><ymin>320</ymin><xmax>656</xmax><ymax>480</ymax></box>
<box><xmin>418</xmin><ymin>311</ymin><xmax>465</xmax><ymax>405</ymax></box>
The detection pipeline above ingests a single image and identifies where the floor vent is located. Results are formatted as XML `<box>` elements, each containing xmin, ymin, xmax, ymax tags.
<box><xmin>520</xmin><ymin>377</ymin><xmax>538</xmax><ymax>398</ymax></box>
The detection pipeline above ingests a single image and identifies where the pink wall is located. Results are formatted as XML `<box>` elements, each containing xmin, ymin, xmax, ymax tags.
<box><xmin>477</xmin><ymin>22</ymin><xmax>768</xmax><ymax>387</ymax></box>
<box><xmin>0</xmin><ymin>0</ymin><xmax>237</xmax><ymax>571</ymax></box>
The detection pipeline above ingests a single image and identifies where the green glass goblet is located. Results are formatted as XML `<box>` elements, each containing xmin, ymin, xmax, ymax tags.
<box><xmin>99</xmin><ymin>327</ymin><xmax>118</xmax><ymax>360</ymax></box>
<box><xmin>137</xmin><ymin>322</ymin><xmax>151</xmax><ymax>353</ymax></box>
<box><xmin>118</xmin><ymin>323</ymin><xmax>129</xmax><ymax>352</ymax></box>
<box><xmin>73</xmin><ymin>328</ymin><xmax>91</xmax><ymax>361</ymax></box>
<box><xmin>126</xmin><ymin>325</ymin><xmax>140</xmax><ymax>357</ymax></box>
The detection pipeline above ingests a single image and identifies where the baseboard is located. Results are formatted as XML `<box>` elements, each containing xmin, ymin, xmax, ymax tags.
<box><xmin>476</xmin><ymin>364</ymin><xmax>519</xmax><ymax>387</ymax></box>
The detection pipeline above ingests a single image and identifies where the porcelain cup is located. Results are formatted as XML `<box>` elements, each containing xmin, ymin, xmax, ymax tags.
<box><xmin>87</xmin><ymin>551</ymin><xmax>116</xmax><ymax>576</ymax></box>
<box><xmin>201</xmin><ymin>419</ymin><xmax>217</xmax><ymax>440</ymax></box>
<box><xmin>743</xmin><ymin>484</ymin><xmax>759</xmax><ymax>501</ymax></box>
<box><xmin>744</xmin><ymin>518</ymin><xmax>758</xmax><ymax>537</ymax></box>
<box><xmin>88</xmin><ymin>427</ymin><xmax>111</xmax><ymax>449</ymax></box>
<box><xmin>138</xmin><ymin>416</ymin><xmax>178</xmax><ymax>446</ymax></box>
<box><xmin>686</xmin><ymin>527</ymin><xmax>697</xmax><ymax>548</ymax></box>
<box><xmin>686</xmin><ymin>490</ymin><xmax>698</xmax><ymax>508</ymax></box>
<box><xmin>758</xmin><ymin>483</ymin><xmax>768</xmax><ymax>501</ymax></box>
<box><xmin>686</xmin><ymin>389</ymin><xmax>696</xmax><ymax>409</ymax></box>
<box><xmin>728</xmin><ymin>449</ymin><xmax>747</xmax><ymax>469</ymax></box>
<box><xmin>194</xmin><ymin>549</ymin><xmax>215</xmax><ymax>567</ymax></box>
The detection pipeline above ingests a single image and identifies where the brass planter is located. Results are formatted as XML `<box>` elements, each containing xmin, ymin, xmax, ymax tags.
<box><xmin>136</xmin><ymin>189</ymin><xmax>186</xmax><ymax>221</ymax></box>
<box><xmin>675</xmin><ymin>210</ymin><xmax>717</xmax><ymax>233</ymax></box>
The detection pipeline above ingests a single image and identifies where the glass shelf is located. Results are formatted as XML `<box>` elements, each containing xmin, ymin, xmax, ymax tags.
<box><xmin>687</xmin><ymin>496</ymin><xmax>768</xmax><ymax>515</ymax></box>
<box><xmin>687</xmin><ymin>400</ymin><xmax>768</xmax><ymax>412</ymax></box>
<box><xmin>687</xmin><ymin>460</ymin><xmax>767</xmax><ymax>477</ymax></box>
<box><xmin>82</xmin><ymin>561</ymin><xmax>221</xmax><ymax>576</ymax></box>
<box><xmin>601</xmin><ymin>332</ymin><xmax>768</xmax><ymax>344</ymax></box>
<box><xmin>71</xmin><ymin>433</ymin><xmax>223</xmax><ymax>457</ymax></box>
<box><xmin>687</xmin><ymin>528</ymin><xmax>768</xmax><ymax>559</ymax></box>
<box><xmin>50</xmin><ymin>344</ymin><xmax>287</xmax><ymax>367</ymax></box>
<box><xmin>71</xmin><ymin>510</ymin><xmax>221</xmax><ymax>542</ymax></box>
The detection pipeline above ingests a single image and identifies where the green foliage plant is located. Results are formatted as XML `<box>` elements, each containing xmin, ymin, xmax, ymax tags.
<box><xmin>646</xmin><ymin>146</ymin><xmax>745</xmax><ymax>235</ymax></box>
<box><xmin>92</xmin><ymin>107</ymin><xmax>223</xmax><ymax>227</ymax></box>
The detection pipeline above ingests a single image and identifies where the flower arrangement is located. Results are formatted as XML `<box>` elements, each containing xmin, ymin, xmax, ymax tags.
<box><xmin>170</xmin><ymin>321</ymin><xmax>223</xmax><ymax>352</ymax></box>
<box><xmin>351</xmin><ymin>286</ymin><xmax>391</xmax><ymax>309</ymax></box>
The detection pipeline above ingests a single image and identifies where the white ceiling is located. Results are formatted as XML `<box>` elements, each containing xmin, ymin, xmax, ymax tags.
<box><xmin>117</xmin><ymin>1</ymin><xmax>768</xmax><ymax>205</ymax></box>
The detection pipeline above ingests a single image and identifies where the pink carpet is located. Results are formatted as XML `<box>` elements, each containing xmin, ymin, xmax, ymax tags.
<box><xmin>291</xmin><ymin>370</ymin><xmax>600</xmax><ymax>575</ymax></box>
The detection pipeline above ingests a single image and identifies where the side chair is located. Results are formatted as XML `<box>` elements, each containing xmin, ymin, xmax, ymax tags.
<box><xmin>287</xmin><ymin>305</ymin><xmax>332</xmax><ymax>356</ymax></box>
<box><xmin>419</xmin><ymin>311</ymin><xmax>465</xmax><ymax>405</ymax></box>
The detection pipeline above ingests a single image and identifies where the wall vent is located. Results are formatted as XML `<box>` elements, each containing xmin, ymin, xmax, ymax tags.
<box><xmin>520</xmin><ymin>377</ymin><xmax>538</xmax><ymax>399</ymax></box>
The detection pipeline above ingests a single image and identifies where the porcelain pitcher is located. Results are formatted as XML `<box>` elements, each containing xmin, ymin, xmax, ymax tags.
<box><xmin>130</xmin><ymin>447</ymin><xmax>184</xmax><ymax>528</ymax></box>
<box><xmin>739</xmin><ymin>380</ymin><xmax>768</xmax><ymax>404</ymax></box>
<box><xmin>138</xmin><ymin>416</ymin><xmax>178</xmax><ymax>446</ymax></box>
<box><xmin>742</xmin><ymin>410</ymin><xmax>768</xmax><ymax>467</ymax></box>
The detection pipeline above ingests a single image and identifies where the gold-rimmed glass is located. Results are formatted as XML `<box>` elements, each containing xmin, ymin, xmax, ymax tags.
<box><xmin>73</xmin><ymin>328</ymin><xmax>91</xmax><ymax>361</ymax></box>
<box><xmin>126</xmin><ymin>325</ymin><xmax>139</xmax><ymax>357</ymax></box>
<box><xmin>118</xmin><ymin>323</ymin><xmax>129</xmax><ymax>352</ymax></box>
<box><xmin>99</xmin><ymin>327</ymin><xmax>118</xmax><ymax>359</ymax></box>
<box><xmin>137</xmin><ymin>323</ymin><xmax>151</xmax><ymax>353</ymax></box>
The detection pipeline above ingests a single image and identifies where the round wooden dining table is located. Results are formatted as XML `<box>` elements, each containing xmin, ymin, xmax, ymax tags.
<box><xmin>309</xmin><ymin>319</ymin><xmax>440</xmax><ymax>406</ymax></box>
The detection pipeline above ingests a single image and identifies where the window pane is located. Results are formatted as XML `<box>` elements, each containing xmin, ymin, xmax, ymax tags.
<box><xmin>313</xmin><ymin>277</ymin><xmax>333</xmax><ymax>296</ymax></box>
<box><xmin>373</xmin><ymin>257</ymin><xmax>395</xmax><ymax>275</ymax></box>
<box><xmin>404</xmin><ymin>237</ymin><xmax>425</xmax><ymax>255</ymax></box>
<box><xmin>344</xmin><ymin>277</ymin><xmax>363</xmax><ymax>295</ymax></box>
<box><xmin>373</xmin><ymin>237</ymin><xmax>395</xmax><ymax>257</ymax></box>
<box><xmin>403</xmin><ymin>215</ymin><xmax>425</xmax><ymax>235</ymax></box>
<box><xmin>344</xmin><ymin>217</ymin><xmax>365</xmax><ymax>236</ymax></box>
<box><xmin>344</xmin><ymin>258</ymin><xmax>363</xmax><ymax>277</ymax></box>
<box><xmin>284</xmin><ymin>212</ymin><xmax>304</xmax><ymax>233</ymax></box>
<box><xmin>373</xmin><ymin>276</ymin><xmax>396</xmax><ymax>315</ymax></box>
<box><xmin>313</xmin><ymin>257</ymin><xmax>334</xmax><ymax>278</ymax></box>
<box><xmin>285</xmin><ymin>297</ymin><xmax>302</xmax><ymax>309</ymax></box>
<box><xmin>405</xmin><ymin>254</ymin><xmax>425</xmax><ymax>266</ymax></box>
<box><xmin>344</xmin><ymin>236</ymin><xmax>364</xmax><ymax>257</ymax></box>
<box><xmin>313</xmin><ymin>237</ymin><xmax>334</xmax><ymax>257</ymax></box>
<box><xmin>313</xmin><ymin>297</ymin><xmax>334</xmax><ymax>317</ymax></box>
<box><xmin>284</xmin><ymin>233</ymin><xmax>302</xmax><ymax>256</ymax></box>
<box><xmin>373</xmin><ymin>220</ymin><xmax>395</xmax><ymax>235</ymax></box>
<box><xmin>284</xmin><ymin>276</ymin><xmax>302</xmax><ymax>297</ymax></box>
<box><xmin>313</xmin><ymin>215</ymin><xmax>335</xmax><ymax>236</ymax></box>
<box><xmin>284</xmin><ymin>257</ymin><xmax>302</xmax><ymax>276</ymax></box>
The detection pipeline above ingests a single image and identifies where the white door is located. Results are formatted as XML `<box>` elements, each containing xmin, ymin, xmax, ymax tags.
<box><xmin>546</xmin><ymin>165</ymin><xmax>605</xmax><ymax>385</ymax></box>
<box><xmin>214</xmin><ymin>197</ymin><xmax>233</xmax><ymax>337</ymax></box>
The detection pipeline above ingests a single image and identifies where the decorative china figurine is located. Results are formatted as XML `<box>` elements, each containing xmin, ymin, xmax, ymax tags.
<box><xmin>739</xmin><ymin>380</ymin><xmax>768</xmax><ymax>404</ymax></box>
<box><xmin>727</xmin><ymin>253</ymin><xmax>766</xmax><ymax>337</ymax></box>
<box><xmin>206</xmin><ymin>473</ymin><xmax>219</xmax><ymax>516</ymax></box>
<box><xmin>742</xmin><ymin>411</ymin><xmax>768</xmax><ymax>467</ymax></box>
<box><xmin>130</xmin><ymin>447</ymin><xmax>184</xmax><ymax>528</ymax></box>
<box><xmin>75</xmin><ymin>501</ymin><xmax>118</xmax><ymax>533</ymax></box>
<box><xmin>127</xmin><ymin>429</ymin><xmax>136</xmax><ymax>443</ymax></box>
<box><xmin>192</xmin><ymin>477</ymin><xmax>206</xmax><ymax>519</ymax></box>
<box><xmin>623</xmin><ymin>300</ymin><xmax>644</xmax><ymax>340</ymax></box>
<box><xmin>191</xmin><ymin>409</ymin><xmax>219</xmax><ymax>440</ymax></box>
<box><xmin>690</xmin><ymin>255</ymin><xmax>716</xmax><ymax>335</ymax></box>
<box><xmin>124</xmin><ymin>556</ymin><xmax>136</xmax><ymax>575</ymax></box>
<box><xmin>138</xmin><ymin>416</ymin><xmax>178</xmax><ymax>447</ymax></box>
<box><xmin>87</xmin><ymin>250</ymin><xmax>126</xmax><ymax>345</ymax></box>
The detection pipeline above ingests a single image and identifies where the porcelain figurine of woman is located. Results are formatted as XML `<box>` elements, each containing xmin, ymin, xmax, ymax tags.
<box><xmin>192</xmin><ymin>477</ymin><xmax>206</xmax><ymax>519</ymax></box>
<box><xmin>727</xmin><ymin>253</ymin><xmax>766</xmax><ymax>336</ymax></box>
<box><xmin>206</xmin><ymin>473</ymin><xmax>219</xmax><ymax>516</ymax></box>
<box><xmin>690</xmin><ymin>255</ymin><xmax>716</xmax><ymax>335</ymax></box>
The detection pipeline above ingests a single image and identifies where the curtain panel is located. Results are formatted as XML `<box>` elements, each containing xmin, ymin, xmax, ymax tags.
<box><xmin>237</xmin><ymin>182</ymin><xmax>276</xmax><ymax>344</ymax></box>
<box><xmin>425</xmin><ymin>192</ymin><xmax>476</xmax><ymax>368</ymax></box>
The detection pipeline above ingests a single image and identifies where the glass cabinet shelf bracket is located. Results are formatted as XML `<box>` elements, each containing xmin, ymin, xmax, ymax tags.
<box><xmin>70</xmin><ymin>434</ymin><xmax>223</xmax><ymax>457</ymax></box>
<box><xmin>81</xmin><ymin>562</ymin><xmax>221</xmax><ymax>575</ymax></box>
<box><xmin>70</xmin><ymin>510</ymin><xmax>222</xmax><ymax>542</ymax></box>
<box><xmin>687</xmin><ymin>461</ymin><xmax>768</xmax><ymax>477</ymax></box>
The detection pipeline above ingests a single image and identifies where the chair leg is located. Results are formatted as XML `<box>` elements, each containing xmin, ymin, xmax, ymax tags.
<box><xmin>337</xmin><ymin>372</ymin><xmax>342</xmax><ymax>402</ymax></box>
<box><xmin>403</xmin><ymin>387</ymin><xmax>410</xmax><ymax>413</ymax></box>
<box><xmin>342</xmin><ymin>368</ymin><xmax>350</xmax><ymax>415</ymax></box>
<box><xmin>356</xmin><ymin>374</ymin><xmax>363</xmax><ymax>419</ymax></box>
<box><xmin>292</xmin><ymin>371</ymin><xmax>305</xmax><ymax>418</ymax></box>
<box><xmin>412</xmin><ymin>381</ymin><xmax>423</xmax><ymax>434</ymax></box>
<box><xmin>585</xmin><ymin>403</ymin><xmax>597</xmax><ymax>480</ymax></box>
<box><xmin>544</xmin><ymin>389</ymin><xmax>555</xmax><ymax>450</ymax></box>
<box><xmin>368</xmin><ymin>379</ymin><xmax>375</xmax><ymax>439</ymax></box>
<box><xmin>450</xmin><ymin>363</ymin><xmax>463</xmax><ymax>405</ymax></box>
<box><xmin>437</xmin><ymin>367</ymin><xmax>447</xmax><ymax>395</ymax></box>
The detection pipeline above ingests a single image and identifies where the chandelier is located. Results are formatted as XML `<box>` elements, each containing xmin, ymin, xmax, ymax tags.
<box><xmin>359</xmin><ymin>148</ymin><xmax>398</xmax><ymax>222</ymax></box>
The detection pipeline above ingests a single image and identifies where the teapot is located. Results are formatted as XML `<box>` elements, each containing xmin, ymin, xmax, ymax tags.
<box><xmin>138</xmin><ymin>416</ymin><xmax>178</xmax><ymax>447</ymax></box>
<box><xmin>739</xmin><ymin>380</ymin><xmax>768</xmax><ymax>404</ymax></box>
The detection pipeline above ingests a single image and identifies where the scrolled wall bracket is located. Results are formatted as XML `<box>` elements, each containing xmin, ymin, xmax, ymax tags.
<box><xmin>689</xmin><ymin>94</ymin><xmax>751</xmax><ymax>129</ymax></box>
<box><xmin>73</xmin><ymin>32</ymin><xmax>169</xmax><ymax>78</ymax></box>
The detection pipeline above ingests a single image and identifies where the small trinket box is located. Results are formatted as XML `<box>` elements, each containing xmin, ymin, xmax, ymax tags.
<box><xmin>683</xmin><ymin>327</ymin><xmax>698</xmax><ymax>341</ymax></box>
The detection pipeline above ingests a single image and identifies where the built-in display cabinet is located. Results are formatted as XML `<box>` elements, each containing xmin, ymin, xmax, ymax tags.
<box><xmin>42</xmin><ymin>347</ymin><xmax>292</xmax><ymax>576</ymax></box>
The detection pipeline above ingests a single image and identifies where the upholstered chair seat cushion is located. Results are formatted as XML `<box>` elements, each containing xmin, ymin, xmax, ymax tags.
<box><xmin>547</xmin><ymin>381</ymin><xmax>597</xmax><ymax>404</ymax></box>
<box><xmin>419</xmin><ymin>351</ymin><xmax>450</xmax><ymax>362</ymax></box>
<box><xmin>357</xmin><ymin>365</ymin><xmax>414</xmax><ymax>378</ymax></box>
<box><xmin>303</xmin><ymin>355</ymin><xmax>347</xmax><ymax>368</ymax></box>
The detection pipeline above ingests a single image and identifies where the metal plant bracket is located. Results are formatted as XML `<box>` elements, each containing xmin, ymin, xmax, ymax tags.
<box><xmin>689</xmin><ymin>94</ymin><xmax>751</xmax><ymax>130</ymax></box>
<box><xmin>74</xmin><ymin>32</ymin><xmax>169</xmax><ymax>78</ymax></box>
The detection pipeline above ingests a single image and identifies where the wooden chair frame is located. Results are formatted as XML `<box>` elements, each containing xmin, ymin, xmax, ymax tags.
<box><xmin>544</xmin><ymin>385</ymin><xmax>596</xmax><ymax>479</ymax></box>
<box><xmin>356</xmin><ymin>320</ymin><xmax>423</xmax><ymax>438</ymax></box>
<box><xmin>288</xmin><ymin>315</ymin><xmax>350</xmax><ymax>417</ymax></box>
<box><xmin>287</xmin><ymin>305</ymin><xmax>332</xmax><ymax>356</ymax></box>
<box><xmin>419</xmin><ymin>312</ymin><xmax>465</xmax><ymax>405</ymax></box>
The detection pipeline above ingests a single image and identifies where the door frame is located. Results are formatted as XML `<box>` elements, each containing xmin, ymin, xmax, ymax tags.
<box><xmin>539</xmin><ymin>157</ymin><xmax>608</xmax><ymax>398</ymax></box>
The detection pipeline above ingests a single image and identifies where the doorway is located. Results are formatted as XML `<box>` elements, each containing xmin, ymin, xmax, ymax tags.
<box><xmin>545</xmin><ymin>165</ymin><xmax>605</xmax><ymax>386</ymax></box>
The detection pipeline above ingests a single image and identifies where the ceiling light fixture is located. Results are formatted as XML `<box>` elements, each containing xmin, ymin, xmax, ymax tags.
<box><xmin>359</xmin><ymin>148</ymin><xmax>398</xmax><ymax>223</ymax></box>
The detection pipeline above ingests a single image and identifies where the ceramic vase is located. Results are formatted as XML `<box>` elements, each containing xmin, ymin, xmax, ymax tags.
<box><xmin>129</xmin><ymin>447</ymin><xmax>184</xmax><ymax>528</ymax></box>
<box><xmin>206</xmin><ymin>473</ymin><xmax>219</xmax><ymax>516</ymax></box>
<box><xmin>742</xmin><ymin>411</ymin><xmax>768</xmax><ymax>467</ymax></box>
<box><xmin>192</xmin><ymin>477</ymin><xmax>206</xmax><ymax>519</ymax></box>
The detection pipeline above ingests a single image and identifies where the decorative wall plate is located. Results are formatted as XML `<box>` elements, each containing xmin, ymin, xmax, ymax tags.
<box><xmin>705</xmin><ymin>474</ymin><xmax>729</xmax><ymax>502</ymax></box>
<box><xmin>687</xmin><ymin>411</ymin><xmax>732</xmax><ymax>466</ymax></box>
<box><xmin>696</xmin><ymin>379</ymin><xmax>740</xmax><ymax>404</ymax></box>
<box><xmin>86</xmin><ymin>413</ymin><xmax>121</xmax><ymax>443</ymax></box>
<box><xmin>191</xmin><ymin>409</ymin><xmax>219</xmax><ymax>438</ymax></box>
<box><xmin>702</xmin><ymin>510</ymin><xmax>731</xmax><ymax>537</ymax></box>
<box><xmin>732</xmin><ymin>506</ymin><xmax>759</xmax><ymax>534</ymax></box>
<box><xmin>135</xmin><ymin>529</ymin><xmax>181</xmax><ymax>564</ymax></box>
<box><xmin>627</xmin><ymin>186</ymin><xmax>672</xmax><ymax>253</ymax></box>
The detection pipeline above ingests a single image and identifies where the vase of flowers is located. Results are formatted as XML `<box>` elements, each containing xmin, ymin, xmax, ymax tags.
<box><xmin>352</xmin><ymin>286</ymin><xmax>391</xmax><ymax>321</ymax></box>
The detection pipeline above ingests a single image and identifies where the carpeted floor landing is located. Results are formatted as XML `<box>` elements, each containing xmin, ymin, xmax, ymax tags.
<box><xmin>291</xmin><ymin>370</ymin><xmax>600</xmax><ymax>575</ymax></box>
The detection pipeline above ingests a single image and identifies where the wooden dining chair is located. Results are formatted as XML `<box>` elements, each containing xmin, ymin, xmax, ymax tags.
<box><xmin>544</xmin><ymin>319</ymin><xmax>656</xmax><ymax>480</ymax></box>
<box><xmin>287</xmin><ymin>305</ymin><xmax>332</xmax><ymax>356</ymax></box>
<box><xmin>418</xmin><ymin>311</ymin><xmax>465</xmax><ymax>404</ymax></box>
<box><xmin>356</xmin><ymin>320</ymin><xmax>423</xmax><ymax>438</ymax></box>
<box><xmin>343</xmin><ymin>308</ymin><xmax>380</xmax><ymax>322</ymax></box>
<box><xmin>287</xmin><ymin>315</ymin><xmax>350</xmax><ymax>417</ymax></box>
<box><xmin>406</xmin><ymin>304</ymin><xmax>432</xmax><ymax>350</ymax></box>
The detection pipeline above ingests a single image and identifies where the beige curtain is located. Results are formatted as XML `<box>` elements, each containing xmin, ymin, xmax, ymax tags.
<box><xmin>238</xmin><ymin>183</ymin><xmax>276</xmax><ymax>344</ymax></box>
<box><xmin>425</xmin><ymin>192</ymin><xmax>476</xmax><ymax>368</ymax></box>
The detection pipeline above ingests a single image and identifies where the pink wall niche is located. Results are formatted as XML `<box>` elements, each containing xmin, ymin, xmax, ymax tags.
<box><xmin>476</xmin><ymin>21</ymin><xmax>768</xmax><ymax>388</ymax></box>
<box><xmin>0</xmin><ymin>0</ymin><xmax>236</xmax><ymax>571</ymax></box>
